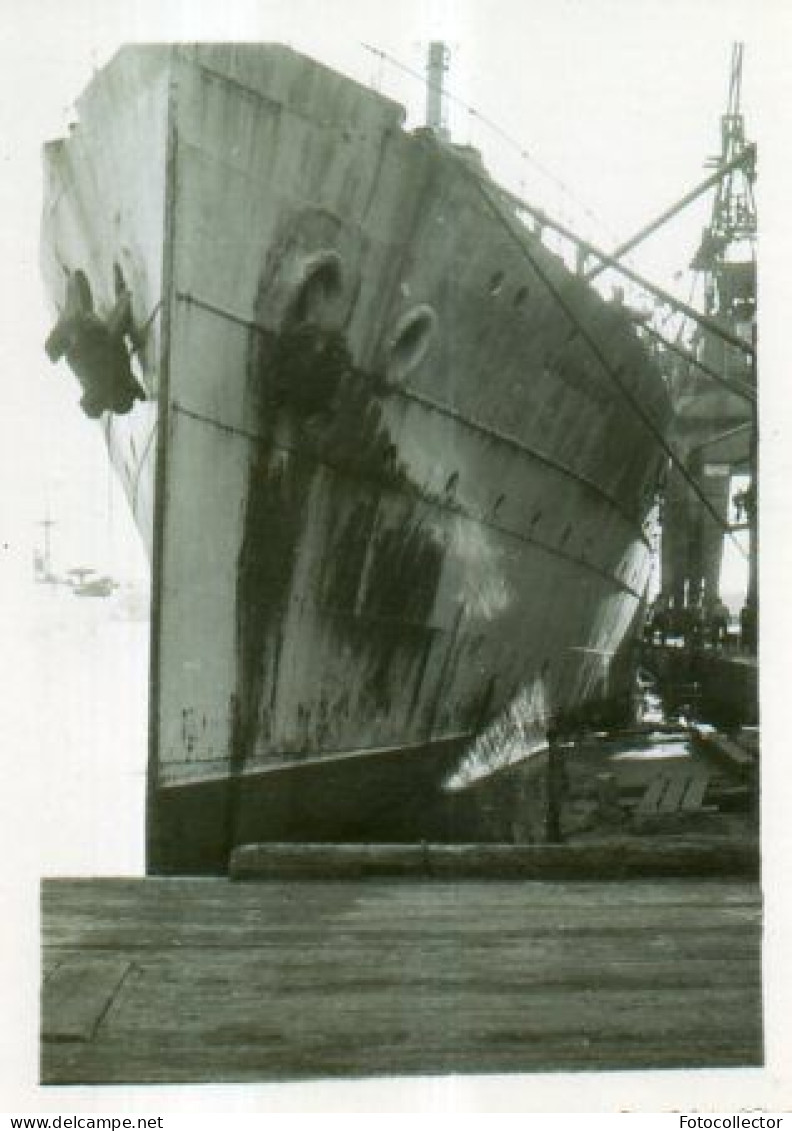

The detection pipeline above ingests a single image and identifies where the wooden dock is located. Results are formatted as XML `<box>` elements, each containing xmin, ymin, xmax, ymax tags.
<box><xmin>641</xmin><ymin>643</ymin><xmax>758</xmax><ymax>727</ymax></box>
<box><xmin>41</xmin><ymin>875</ymin><xmax>762</xmax><ymax>1083</ymax></box>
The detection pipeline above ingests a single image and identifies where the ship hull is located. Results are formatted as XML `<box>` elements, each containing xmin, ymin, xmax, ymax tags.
<box><xmin>151</xmin><ymin>734</ymin><xmax>467</xmax><ymax>874</ymax></box>
<box><xmin>41</xmin><ymin>45</ymin><xmax>669</xmax><ymax>873</ymax></box>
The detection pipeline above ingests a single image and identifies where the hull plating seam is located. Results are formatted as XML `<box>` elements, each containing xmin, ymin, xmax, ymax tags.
<box><xmin>172</xmin><ymin>399</ymin><xmax>645</xmax><ymax>599</ymax></box>
<box><xmin>398</xmin><ymin>385</ymin><xmax>652</xmax><ymax>542</ymax></box>
<box><xmin>192</xmin><ymin>63</ymin><xmax>286</xmax><ymax>114</ymax></box>
<box><xmin>176</xmin><ymin>289</ymin><xmax>270</xmax><ymax>336</ymax></box>
<box><xmin>188</xmin><ymin>60</ymin><xmax>384</xmax><ymax>131</ymax></box>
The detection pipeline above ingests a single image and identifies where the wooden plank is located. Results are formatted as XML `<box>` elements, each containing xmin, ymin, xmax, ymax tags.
<box><xmin>737</xmin><ymin>729</ymin><xmax>759</xmax><ymax>756</ymax></box>
<box><xmin>42</xmin><ymin>1024</ymin><xmax>762</xmax><ymax>1083</ymax></box>
<box><xmin>636</xmin><ymin>775</ymin><xmax>667</xmax><ymax>813</ymax></box>
<box><xmin>657</xmin><ymin>776</ymin><xmax>689</xmax><ymax>813</ymax></box>
<box><xmin>228</xmin><ymin>840</ymin><xmax>759</xmax><ymax>880</ymax></box>
<box><xmin>41</xmin><ymin>977</ymin><xmax>762</xmax><ymax>1082</ymax></box>
<box><xmin>42</xmin><ymin>959</ymin><xmax>131</xmax><ymax>1041</ymax></box>
<box><xmin>41</xmin><ymin>875</ymin><xmax>760</xmax><ymax>909</ymax></box>
<box><xmin>41</xmin><ymin>898</ymin><xmax>761</xmax><ymax>952</ymax></box>
<box><xmin>681</xmin><ymin>775</ymin><xmax>709</xmax><ymax>811</ymax></box>
<box><xmin>40</xmin><ymin>878</ymin><xmax>762</xmax><ymax>954</ymax></box>
<box><xmin>712</xmin><ymin>735</ymin><xmax>754</xmax><ymax>766</ymax></box>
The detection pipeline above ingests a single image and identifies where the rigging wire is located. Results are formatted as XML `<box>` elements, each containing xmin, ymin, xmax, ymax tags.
<box><xmin>361</xmin><ymin>39</ymin><xmax>757</xmax><ymax>361</ymax></box>
<box><xmin>362</xmin><ymin>39</ymin><xmax>750</xmax><ymax>562</ymax></box>
<box><xmin>359</xmin><ymin>41</ymin><xmax>622</xmax><ymax>248</ymax></box>
<box><xmin>458</xmin><ymin>157</ymin><xmax>748</xmax><ymax>560</ymax></box>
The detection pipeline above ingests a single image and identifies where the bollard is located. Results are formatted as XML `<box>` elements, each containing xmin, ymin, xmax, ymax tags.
<box><xmin>544</xmin><ymin>726</ymin><xmax>566</xmax><ymax>844</ymax></box>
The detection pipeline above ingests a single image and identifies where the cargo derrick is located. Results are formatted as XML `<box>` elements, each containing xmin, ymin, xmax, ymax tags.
<box><xmin>659</xmin><ymin>43</ymin><xmax>756</xmax><ymax>642</ymax></box>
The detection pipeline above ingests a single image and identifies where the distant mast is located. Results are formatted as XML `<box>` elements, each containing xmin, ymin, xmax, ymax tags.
<box><xmin>36</xmin><ymin>514</ymin><xmax>56</xmax><ymax>583</ymax></box>
<box><xmin>425</xmin><ymin>41</ymin><xmax>450</xmax><ymax>139</ymax></box>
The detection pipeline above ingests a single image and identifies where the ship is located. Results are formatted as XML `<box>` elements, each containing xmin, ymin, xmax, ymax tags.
<box><xmin>40</xmin><ymin>44</ymin><xmax>670</xmax><ymax>873</ymax></box>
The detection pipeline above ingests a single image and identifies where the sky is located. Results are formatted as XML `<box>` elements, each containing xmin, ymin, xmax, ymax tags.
<box><xmin>2</xmin><ymin>0</ymin><xmax>792</xmax><ymax>1111</ymax></box>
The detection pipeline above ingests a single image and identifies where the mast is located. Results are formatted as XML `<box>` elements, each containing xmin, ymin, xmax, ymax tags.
<box><xmin>425</xmin><ymin>41</ymin><xmax>450</xmax><ymax>138</ymax></box>
<box><xmin>38</xmin><ymin>514</ymin><xmax>56</xmax><ymax>581</ymax></box>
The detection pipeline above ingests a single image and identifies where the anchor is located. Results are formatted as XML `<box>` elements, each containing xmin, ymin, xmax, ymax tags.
<box><xmin>45</xmin><ymin>264</ymin><xmax>146</xmax><ymax>418</ymax></box>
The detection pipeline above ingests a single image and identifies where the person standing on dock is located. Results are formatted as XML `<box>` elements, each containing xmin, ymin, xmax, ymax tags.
<box><xmin>648</xmin><ymin>594</ymin><xmax>670</xmax><ymax>645</ymax></box>
<box><xmin>685</xmin><ymin>601</ymin><xmax>705</xmax><ymax>650</ymax></box>
<box><xmin>545</xmin><ymin>722</ymin><xmax>570</xmax><ymax>844</ymax></box>
<box><xmin>739</xmin><ymin>603</ymin><xmax>757</xmax><ymax>653</ymax></box>
<box><xmin>710</xmin><ymin>598</ymin><xmax>730</xmax><ymax>648</ymax></box>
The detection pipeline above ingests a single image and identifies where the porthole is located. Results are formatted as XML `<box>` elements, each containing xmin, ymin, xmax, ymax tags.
<box><xmin>489</xmin><ymin>270</ymin><xmax>505</xmax><ymax>296</ymax></box>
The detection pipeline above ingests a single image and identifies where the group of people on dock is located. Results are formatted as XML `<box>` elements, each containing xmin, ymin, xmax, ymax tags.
<box><xmin>644</xmin><ymin>594</ymin><xmax>756</xmax><ymax>653</ymax></box>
